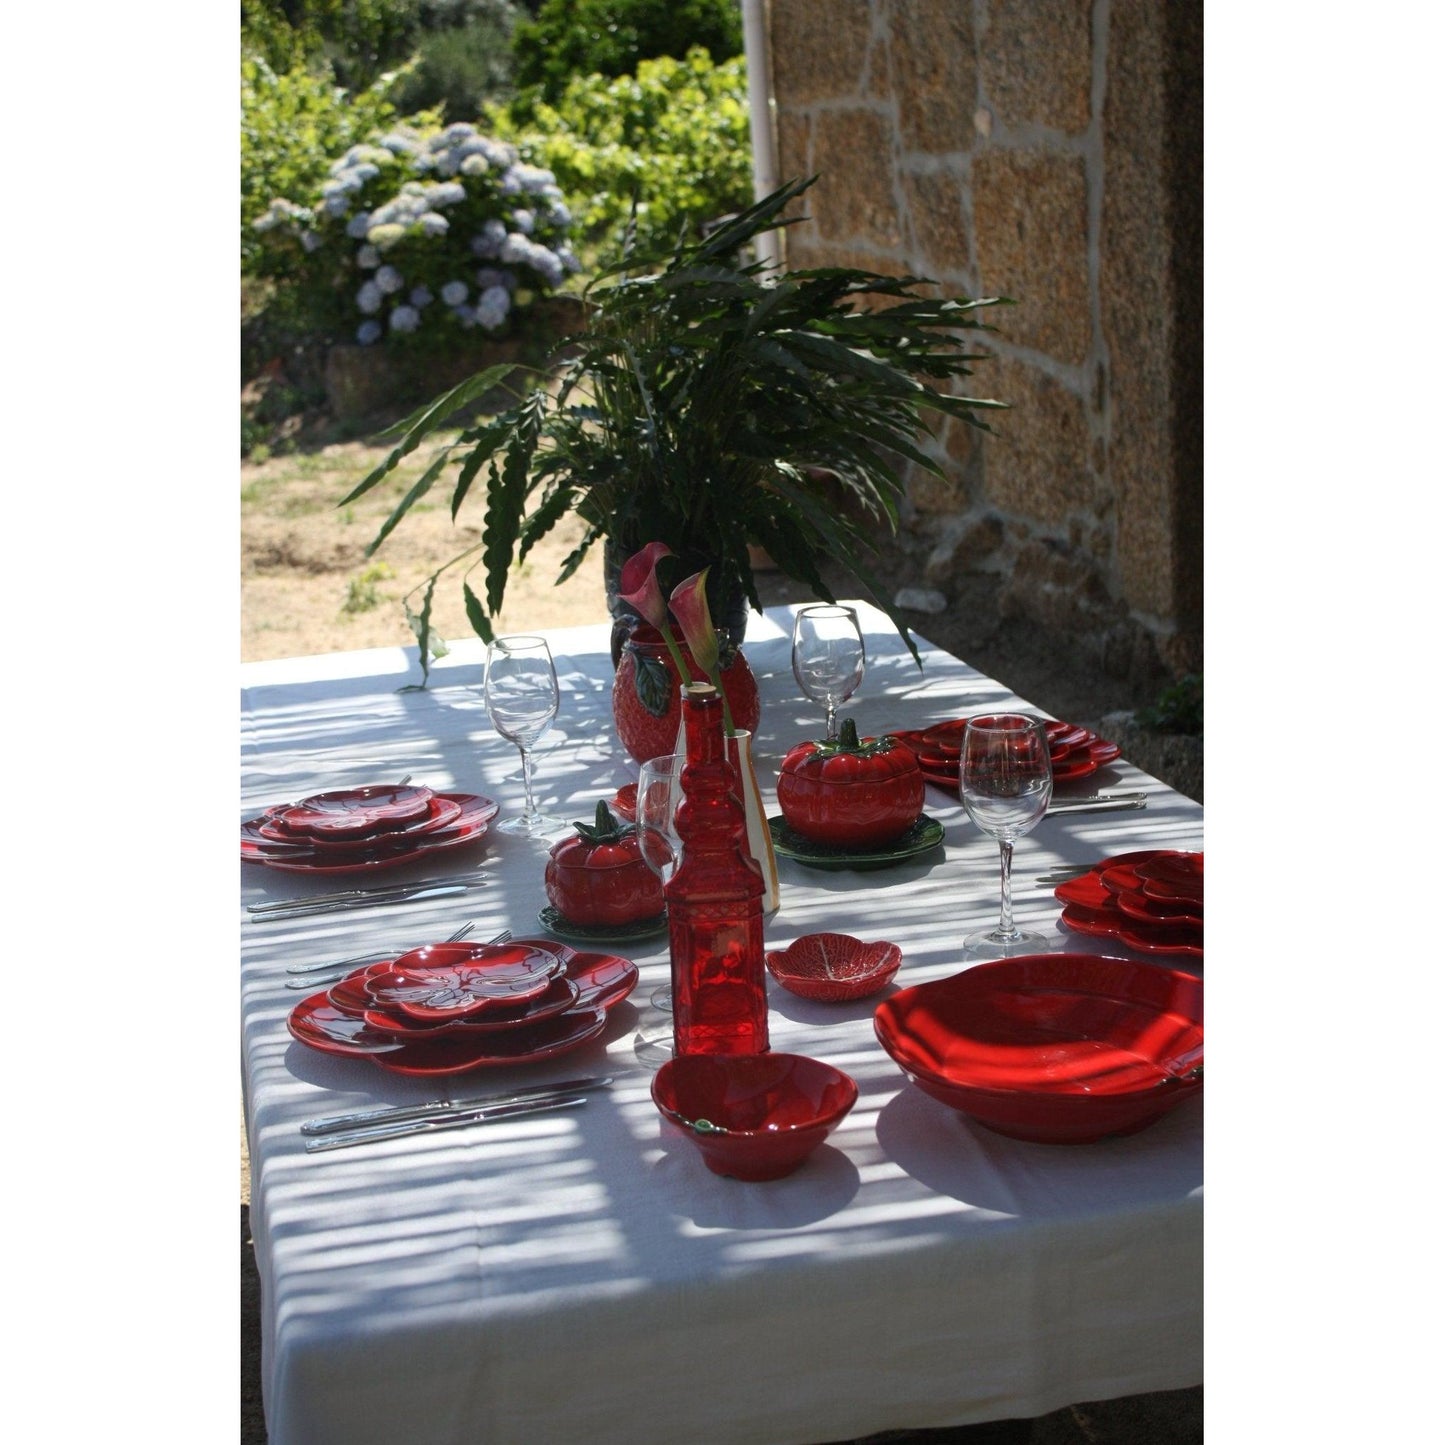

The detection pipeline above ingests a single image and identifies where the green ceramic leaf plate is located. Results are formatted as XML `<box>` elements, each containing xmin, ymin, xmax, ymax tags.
<box><xmin>538</xmin><ymin>904</ymin><xmax>669</xmax><ymax>943</ymax></box>
<box><xmin>767</xmin><ymin>814</ymin><xmax>946</xmax><ymax>872</ymax></box>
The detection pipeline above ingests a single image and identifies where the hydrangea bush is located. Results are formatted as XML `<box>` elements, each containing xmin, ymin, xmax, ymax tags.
<box><xmin>252</xmin><ymin>120</ymin><xmax>581</xmax><ymax>350</ymax></box>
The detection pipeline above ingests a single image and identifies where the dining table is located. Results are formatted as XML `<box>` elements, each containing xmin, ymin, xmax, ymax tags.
<box><xmin>240</xmin><ymin>599</ymin><xmax>1204</xmax><ymax>1445</ymax></box>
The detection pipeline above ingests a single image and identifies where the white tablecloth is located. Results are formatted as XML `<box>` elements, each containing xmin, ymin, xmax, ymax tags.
<box><xmin>241</xmin><ymin>602</ymin><xmax>1203</xmax><ymax>1445</ymax></box>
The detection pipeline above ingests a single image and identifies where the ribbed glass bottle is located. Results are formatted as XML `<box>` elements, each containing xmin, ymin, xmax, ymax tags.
<box><xmin>666</xmin><ymin>682</ymin><xmax>770</xmax><ymax>1055</ymax></box>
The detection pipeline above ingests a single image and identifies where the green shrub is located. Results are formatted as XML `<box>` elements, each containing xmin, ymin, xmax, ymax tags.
<box><xmin>1138</xmin><ymin>674</ymin><xmax>1203</xmax><ymax>735</ymax></box>
<box><xmin>249</xmin><ymin>120</ymin><xmax>580</xmax><ymax>354</ymax></box>
<box><xmin>511</xmin><ymin>0</ymin><xmax>742</xmax><ymax>108</ymax></box>
<box><xmin>490</xmin><ymin>48</ymin><xmax>752</xmax><ymax>263</ymax></box>
<box><xmin>242</xmin><ymin>2</ymin><xmax>425</xmax><ymax>88</ymax></box>
<box><xmin>388</xmin><ymin>4</ymin><xmax>521</xmax><ymax>121</ymax></box>
<box><xmin>241</xmin><ymin>51</ymin><xmax>416</xmax><ymax>272</ymax></box>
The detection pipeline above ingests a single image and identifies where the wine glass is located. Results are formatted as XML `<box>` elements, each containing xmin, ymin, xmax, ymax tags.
<box><xmin>791</xmin><ymin>604</ymin><xmax>865</xmax><ymax>739</ymax></box>
<box><xmin>636</xmin><ymin>752</ymin><xmax>686</xmax><ymax>1009</ymax></box>
<box><xmin>483</xmin><ymin>635</ymin><xmax>568</xmax><ymax>838</ymax></box>
<box><xmin>959</xmin><ymin>714</ymin><xmax>1054</xmax><ymax>959</ymax></box>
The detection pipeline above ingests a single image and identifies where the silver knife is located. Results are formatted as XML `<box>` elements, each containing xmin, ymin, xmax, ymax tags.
<box><xmin>302</xmin><ymin>1076</ymin><xmax>614</xmax><ymax>1135</ymax></box>
<box><xmin>248</xmin><ymin>884</ymin><xmax>474</xmax><ymax>921</ymax></box>
<box><xmin>305</xmin><ymin>1094</ymin><xmax>589</xmax><ymax>1152</ymax></box>
<box><xmin>1046</xmin><ymin>797</ymin><xmax>1147</xmax><ymax>815</ymax></box>
<box><xmin>248</xmin><ymin>875</ymin><xmax>489</xmax><ymax>915</ymax></box>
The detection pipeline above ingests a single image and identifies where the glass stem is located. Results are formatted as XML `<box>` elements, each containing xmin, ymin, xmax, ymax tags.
<box><xmin>517</xmin><ymin>745</ymin><xmax>537</xmax><ymax>818</ymax></box>
<box><xmin>996</xmin><ymin>839</ymin><xmax>1016</xmax><ymax>936</ymax></box>
<box><xmin>824</xmin><ymin>703</ymin><xmax>838</xmax><ymax>739</ymax></box>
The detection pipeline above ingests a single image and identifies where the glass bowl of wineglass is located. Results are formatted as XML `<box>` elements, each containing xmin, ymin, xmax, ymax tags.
<box><xmin>484</xmin><ymin>634</ymin><xmax>568</xmax><ymax>838</ymax></box>
<box><xmin>791</xmin><ymin>605</ymin><xmax>865</xmax><ymax>740</ymax></box>
<box><xmin>959</xmin><ymin>714</ymin><xmax>1054</xmax><ymax>959</ymax></box>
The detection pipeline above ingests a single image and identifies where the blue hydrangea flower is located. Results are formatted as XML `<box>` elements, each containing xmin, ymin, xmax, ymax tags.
<box><xmin>346</xmin><ymin>213</ymin><xmax>373</xmax><ymax>239</ymax></box>
<box><xmin>511</xmin><ymin>209</ymin><xmax>535</xmax><ymax>235</ymax></box>
<box><xmin>356</xmin><ymin>319</ymin><xmax>383</xmax><ymax>345</ymax></box>
<box><xmin>474</xmin><ymin>267</ymin><xmax>517</xmax><ymax>293</ymax></box>
<box><xmin>357</xmin><ymin>280</ymin><xmax>383</xmax><ymax>314</ymax></box>
<box><xmin>389</xmin><ymin>305</ymin><xmax>421</xmax><ymax>333</ymax></box>
<box><xmin>375</xmin><ymin>265</ymin><xmax>405</xmax><ymax>295</ymax></box>
<box><xmin>441</xmin><ymin>280</ymin><xmax>469</xmax><ymax>307</ymax></box>
<box><xmin>476</xmin><ymin>285</ymin><xmax>511</xmax><ymax>330</ymax></box>
<box><xmin>357</xmin><ymin>244</ymin><xmax>381</xmax><ymax>269</ymax></box>
<box><xmin>409</xmin><ymin>285</ymin><xmax>434</xmax><ymax>308</ymax></box>
<box><xmin>419</xmin><ymin>212</ymin><xmax>449</xmax><ymax>237</ymax></box>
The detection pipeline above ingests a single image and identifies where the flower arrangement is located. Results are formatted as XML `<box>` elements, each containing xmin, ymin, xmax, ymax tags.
<box><xmin>251</xmin><ymin>120</ymin><xmax>581</xmax><ymax>348</ymax></box>
<box><xmin>618</xmin><ymin>541</ymin><xmax>736</xmax><ymax>733</ymax></box>
<box><xmin>341</xmin><ymin>175</ymin><xmax>1009</xmax><ymax>682</ymax></box>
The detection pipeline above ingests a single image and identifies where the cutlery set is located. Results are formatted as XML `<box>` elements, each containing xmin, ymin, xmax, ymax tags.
<box><xmin>301</xmin><ymin>1075</ymin><xmax>614</xmax><ymax>1151</ymax></box>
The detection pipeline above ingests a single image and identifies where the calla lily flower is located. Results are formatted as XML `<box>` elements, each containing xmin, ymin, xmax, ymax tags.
<box><xmin>619</xmin><ymin>541</ymin><xmax>692</xmax><ymax>683</ymax></box>
<box><xmin>670</xmin><ymin>567</ymin><xmax>734</xmax><ymax>734</ymax></box>
<box><xmin>617</xmin><ymin>541</ymin><xmax>675</xmax><ymax>631</ymax></box>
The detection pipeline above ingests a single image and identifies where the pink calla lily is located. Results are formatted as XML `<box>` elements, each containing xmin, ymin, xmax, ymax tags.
<box><xmin>668</xmin><ymin>569</ymin><xmax>720</xmax><ymax>677</ymax></box>
<box><xmin>670</xmin><ymin>568</ymin><xmax>735</xmax><ymax>734</ymax></box>
<box><xmin>617</xmin><ymin>542</ymin><xmax>675</xmax><ymax>631</ymax></box>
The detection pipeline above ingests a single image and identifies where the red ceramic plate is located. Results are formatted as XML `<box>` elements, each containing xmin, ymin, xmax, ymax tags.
<box><xmin>361</xmin><ymin>975</ymin><xmax>583</xmax><ymax>1037</ymax></box>
<box><xmin>608</xmin><ymin>784</ymin><xmax>638</xmax><ymax>824</ymax></box>
<box><xmin>277</xmin><ymin>784</ymin><xmax>435</xmax><ymax>838</ymax></box>
<box><xmin>1059</xmin><ymin>901</ymin><xmax>1204</xmax><ymax>958</ymax></box>
<box><xmin>240</xmin><ymin>793</ymin><xmax>499</xmax><ymax>873</ymax></box>
<box><xmin>327</xmin><ymin>943</ymin><xmax>640</xmax><ymax>1019</ymax></box>
<box><xmin>363</xmin><ymin>942</ymin><xmax>564</xmax><ymax>1020</ymax></box>
<box><xmin>256</xmin><ymin>794</ymin><xmax>463</xmax><ymax>849</ymax></box>
<box><xmin>370</xmin><ymin>1004</ymin><xmax>610</xmax><ymax>1076</ymax></box>
<box><xmin>288</xmin><ymin>994</ymin><xmax>406</xmax><ymax>1055</ymax></box>
<box><xmin>1100</xmin><ymin>864</ymin><xmax>1202</xmax><ymax>919</ymax></box>
<box><xmin>1050</xmin><ymin>740</ymin><xmax>1122</xmax><ymax>782</ymax></box>
<box><xmin>873</xmin><ymin>954</ymin><xmax>1203</xmax><ymax>1143</ymax></box>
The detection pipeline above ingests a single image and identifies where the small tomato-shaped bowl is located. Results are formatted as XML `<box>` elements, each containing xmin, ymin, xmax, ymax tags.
<box><xmin>652</xmin><ymin>1053</ymin><xmax>859</xmax><ymax>1181</ymax></box>
<box><xmin>776</xmin><ymin>718</ymin><xmax>925</xmax><ymax>849</ymax></box>
<box><xmin>765</xmin><ymin>933</ymin><xmax>903</xmax><ymax>1002</ymax></box>
<box><xmin>544</xmin><ymin>801</ymin><xmax>665</xmax><ymax>927</ymax></box>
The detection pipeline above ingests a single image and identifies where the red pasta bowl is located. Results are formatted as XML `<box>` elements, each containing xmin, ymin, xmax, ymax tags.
<box><xmin>873</xmin><ymin>954</ymin><xmax>1203</xmax><ymax>1144</ymax></box>
<box><xmin>652</xmin><ymin>1053</ymin><xmax>859</xmax><ymax>1181</ymax></box>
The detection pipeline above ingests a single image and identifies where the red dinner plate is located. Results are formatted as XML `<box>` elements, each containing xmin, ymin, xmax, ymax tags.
<box><xmin>241</xmin><ymin>793</ymin><xmax>499</xmax><ymax>873</ymax></box>
<box><xmin>257</xmin><ymin>794</ymin><xmax>463</xmax><ymax>849</ymax></box>
<box><xmin>277</xmin><ymin>784</ymin><xmax>435</xmax><ymax>838</ymax></box>
<box><xmin>369</xmin><ymin>1004</ymin><xmax>610</xmax><ymax>1076</ymax></box>
<box><xmin>288</xmin><ymin>994</ymin><xmax>406</xmax><ymax>1055</ymax></box>
<box><xmin>1059</xmin><ymin>901</ymin><xmax>1203</xmax><ymax>958</ymax></box>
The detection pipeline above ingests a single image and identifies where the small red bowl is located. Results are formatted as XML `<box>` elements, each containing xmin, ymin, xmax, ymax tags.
<box><xmin>766</xmin><ymin>933</ymin><xmax>902</xmax><ymax>1002</ymax></box>
<box><xmin>652</xmin><ymin>1053</ymin><xmax>859</xmax><ymax>1181</ymax></box>
<box><xmin>874</xmin><ymin>954</ymin><xmax>1203</xmax><ymax>1144</ymax></box>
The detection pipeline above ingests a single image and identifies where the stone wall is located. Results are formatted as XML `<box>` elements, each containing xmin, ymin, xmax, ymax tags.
<box><xmin>766</xmin><ymin>0</ymin><xmax>1202</xmax><ymax>681</ymax></box>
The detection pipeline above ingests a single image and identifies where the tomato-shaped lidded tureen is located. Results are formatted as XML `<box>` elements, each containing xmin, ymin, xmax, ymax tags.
<box><xmin>544</xmin><ymin>801</ymin><xmax>666</xmax><ymax>925</ymax></box>
<box><xmin>777</xmin><ymin>718</ymin><xmax>925</xmax><ymax>849</ymax></box>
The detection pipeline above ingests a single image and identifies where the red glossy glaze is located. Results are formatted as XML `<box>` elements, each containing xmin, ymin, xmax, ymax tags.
<box><xmin>874</xmin><ymin>954</ymin><xmax>1203</xmax><ymax>1143</ymax></box>
<box><xmin>612</xmin><ymin>625</ymin><xmax>760</xmax><ymax>765</ymax></box>
<box><xmin>544</xmin><ymin>802</ymin><xmax>665</xmax><ymax>926</ymax></box>
<box><xmin>666</xmin><ymin>683</ymin><xmax>769</xmax><ymax>1056</ymax></box>
<box><xmin>365</xmin><ymin>942</ymin><xmax>563</xmax><ymax>1020</ymax></box>
<box><xmin>652</xmin><ymin>1052</ymin><xmax>858</xmax><ymax>1180</ymax></box>
<box><xmin>776</xmin><ymin>719</ymin><xmax>925</xmax><ymax>848</ymax></box>
<box><xmin>277</xmin><ymin>784</ymin><xmax>435</xmax><ymax>837</ymax></box>
<box><xmin>765</xmin><ymin>933</ymin><xmax>903</xmax><ymax>1002</ymax></box>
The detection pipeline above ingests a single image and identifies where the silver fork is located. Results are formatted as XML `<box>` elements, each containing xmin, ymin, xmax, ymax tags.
<box><xmin>283</xmin><ymin>923</ymin><xmax>501</xmax><ymax>989</ymax></box>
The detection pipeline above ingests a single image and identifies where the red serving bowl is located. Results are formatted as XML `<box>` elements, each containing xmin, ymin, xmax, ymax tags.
<box><xmin>873</xmin><ymin>954</ymin><xmax>1203</xmax><ymax>1144</ymax></box>
<box><xmin>766</xmin><ymin>933</ymin><xmax>902</xmax><ymax>1002</ymax></box>
<box><xmin>652</xmin><ymin>1053</ymin><xmax>859</xmax><ymax>1181</ymax></box>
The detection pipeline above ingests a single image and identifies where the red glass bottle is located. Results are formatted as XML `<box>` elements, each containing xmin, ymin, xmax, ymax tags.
<box><xmin>666</xmin><ymin>682</ymin><xmax>770</xmax><ymax>1056</ymax></box>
